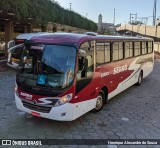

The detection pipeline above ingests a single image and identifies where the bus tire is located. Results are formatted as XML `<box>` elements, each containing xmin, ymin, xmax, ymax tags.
<box><xmin>92</xmin><ymin>91</ymin><xmax>105</xmax><ymax>113</ymax></box>
<box><xmin>136</xmin><ymin>71</ymin><xmax>143</xmax><ymax>86</ymax></box>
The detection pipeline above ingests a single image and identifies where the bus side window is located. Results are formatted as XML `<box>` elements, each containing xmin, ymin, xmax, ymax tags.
<box><xmin>105</xmin><ymin>42</ymin><xmax>111</xmax><ymax>63</ymax></box>
<box><xmin>134</xmin><ymin>42</ymin><xmax>141</xmax><ymax>56</ymax></box>
<box><xmin>125</xmin><ymin>42</ymin><xmax>133</xmax><ymax>58</ymax></box>
<box><xmin>113</xmin><ymin>42</ymin><xmax>123</xmax><ymax>61</ymax></box>
<box><xmin>96</xmin><ymin>42</ymin><xmax>111</xmax><ymax>64</ymax></box>
<box><xmin>142</xmin><ymin>42</ymin><xmax>147</xmax><ymax>55</ymax></box>
<box><xmin>96</xmin><ymin>42</ymin><xmax>105</xmax><ymax>64</ymax></box>
<box><xmin>148</xmin><ymin>42</ymin><xmax>153</xmax><ymax>53</ymax></box>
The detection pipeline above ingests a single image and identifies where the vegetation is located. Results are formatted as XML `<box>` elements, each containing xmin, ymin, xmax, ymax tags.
<box><xmin>0</xmin><ymin>0</ymin><xmax>97</xmax><ymax>31</ymax></box>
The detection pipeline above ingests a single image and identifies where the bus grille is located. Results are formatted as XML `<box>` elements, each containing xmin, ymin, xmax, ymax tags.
<box><xmin>22</xmin><ymin>101</ymin><xmax>52</xmax><ymax>113</ymax></box>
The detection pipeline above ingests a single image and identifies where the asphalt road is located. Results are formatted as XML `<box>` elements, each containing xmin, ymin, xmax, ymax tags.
<box><xmin>0</xmin><ymin>60</ymin><xmax>160</xmax><ymax>148</ymax></box>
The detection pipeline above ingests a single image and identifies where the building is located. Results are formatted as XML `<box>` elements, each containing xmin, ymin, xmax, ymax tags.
<box><xmin>97</xmin><ymin>14</ymin><xmax>116</xmax><ymax>35</ymax></box>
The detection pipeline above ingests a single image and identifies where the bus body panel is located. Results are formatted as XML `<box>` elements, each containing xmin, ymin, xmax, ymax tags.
<box><xmin>15</xmin><ymin>93</ymin><xmax>97</xmax><ymax>121</ymax></box>
<box><xmin>107</xmin><ymin>54</ymin><xmax>154</xmax><ymax>99</ymax></box>
<box><xmin>70</xmin><ymin>72</ymin><xmax>101</xmax><ymax>104</ymax></box>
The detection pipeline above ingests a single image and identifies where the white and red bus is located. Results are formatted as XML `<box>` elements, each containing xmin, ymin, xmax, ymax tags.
<box><xmin>14</xmin><ymin>33</ymin><xmax>154</xmax><ymax>121</ymax></box>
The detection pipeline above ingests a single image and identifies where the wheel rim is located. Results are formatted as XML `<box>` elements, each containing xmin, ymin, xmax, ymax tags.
<box><xmin>95</xmin><ymin>95</ymin><xmax>103</xmax><ymax>110</ymax></box>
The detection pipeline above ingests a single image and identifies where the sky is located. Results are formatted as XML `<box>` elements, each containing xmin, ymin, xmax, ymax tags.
<box><xmin>55</xmin><ymin>0</ymin><xmax>160</xmax><ymax>25</ymax></box>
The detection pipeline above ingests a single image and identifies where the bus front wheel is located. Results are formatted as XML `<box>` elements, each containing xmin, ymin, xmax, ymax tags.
<box><xmin>136</xmin><ymin>71</ymin><xmax>143</xmax><ymax>86</ymax></box>
<box><xmin>92</xmin><ymin>91</ymin><xmax>105</xmax><ymax>113</ymax></box>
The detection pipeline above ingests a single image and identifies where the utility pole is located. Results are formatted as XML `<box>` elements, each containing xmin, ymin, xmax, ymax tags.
<box><xmin>69</xmin><ymin>3</ymin><xmax>72</xmax><ymax>11</ymax></box>
<box><xmin>113</xmin><ymin>8</ymin><xmax>115</xmax><ymax>26</ymax></box>
<box><xmin>153</xmin><ymin>0</ymin><xmax>157</xmax><ymax>25</ymax></box>
<box><xmin>86</xmin><ymin>13</ymin><xmax>88</xmax><ymax>18</ymax></box>
<box><xmin>130</xmin><ymin>13</ymin><xmax>137</xmax><ymax>23</ymax></box>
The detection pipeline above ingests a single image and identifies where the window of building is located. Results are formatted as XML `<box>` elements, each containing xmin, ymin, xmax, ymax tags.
<box><xmin>125</xmin><ymin>42</ymin><xmax>133</xmax><ymax>58</ymax></box>
<box><xmin>142</xmin><ymin>42</ymin><xmax>147</xmax><ymax>55</ymax></box>
<box><xmin>148</xmin><ymin>42</ymin><xmax>153</xmax><ymax>53</ymax></box>
<box><xmin>113</xmin><ymin>42</ymin><xmax>124</xmax><ymax>61</ymax></box>
<box><xmin>134</xmin><ymin>42</ymin><xmax>141</xmax><ymax>56</ymax></box>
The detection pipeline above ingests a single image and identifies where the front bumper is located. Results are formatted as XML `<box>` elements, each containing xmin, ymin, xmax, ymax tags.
<box><xmin>15</xmin><ymin>93</ymin><xmax>74</xmax><ymax>121</ymax></box>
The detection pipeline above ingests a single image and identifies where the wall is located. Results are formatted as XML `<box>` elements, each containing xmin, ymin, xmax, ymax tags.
<box><xmin>117</xmin><ymin>24</ymin><xmax>160</xmax><ymax>38</ymax></box>
<box><xmin>154</xmin><ymin>42</ymin><xmax>160</xmax><ymax>53</ymax></box>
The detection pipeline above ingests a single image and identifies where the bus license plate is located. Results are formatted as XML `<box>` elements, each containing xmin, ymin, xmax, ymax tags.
<box><xmin>31</xmin><ymin>112</ymin><xmax>41</xmax><ymax>117</ymax></box>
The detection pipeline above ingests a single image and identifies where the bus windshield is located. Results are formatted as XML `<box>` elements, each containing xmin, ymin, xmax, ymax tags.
<box><xmin>17</xmin><ymin>44</ymin><xmax>76</xmax><ymax>90</ymax></box>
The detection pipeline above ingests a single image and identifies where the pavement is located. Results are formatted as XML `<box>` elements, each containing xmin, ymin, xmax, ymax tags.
<box><xmin>0</xmin><ymin>60</ymin><xmax>160</xmax><ymax>148</ymax></box>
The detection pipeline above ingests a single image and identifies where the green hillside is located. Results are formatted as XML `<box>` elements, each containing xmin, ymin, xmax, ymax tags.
<box><xmin>0</xmin><ymin>0</ymin><xmax>97</xmax><ymax>31</ymax></box>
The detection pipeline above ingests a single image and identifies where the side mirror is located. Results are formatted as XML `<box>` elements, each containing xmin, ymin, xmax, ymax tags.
<box><xmin>83</xmin><ymin>58</ymin><xmax>88</xmax><ymax>71</ymax></box>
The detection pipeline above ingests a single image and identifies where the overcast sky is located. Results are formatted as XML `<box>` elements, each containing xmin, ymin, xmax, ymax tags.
<box><xmin>56</xmin><ymin>0</ymin><xmax>160</xmax><ymax>25</ymax></box>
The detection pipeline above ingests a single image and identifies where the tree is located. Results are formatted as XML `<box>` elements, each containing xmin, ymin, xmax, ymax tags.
<box><xmin>98</xmin><ymin>24</ymin><xmax>111</xmax><ymax>35</ymax></box>
<box><xmin>0</xmin><ymin>0</ymin><xmax>97</xmax><ymax>31</ymax></box>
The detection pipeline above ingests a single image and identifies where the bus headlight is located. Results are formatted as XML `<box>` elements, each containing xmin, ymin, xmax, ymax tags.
<box><xmin>54</xmin><ymin>93</ymin><xmax>73</xmax><ymax>107</ymax></box>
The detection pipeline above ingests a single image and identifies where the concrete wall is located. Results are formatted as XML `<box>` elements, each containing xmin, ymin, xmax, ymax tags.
<box><xmin>117</xmin><ymin>24</ymin><xmax>160</xmax><ymax>38</ymax></box>
<box><xmin>154</xmin><ymin>42</ymin><xmax>160</xmax><ymax>53</ymax></box>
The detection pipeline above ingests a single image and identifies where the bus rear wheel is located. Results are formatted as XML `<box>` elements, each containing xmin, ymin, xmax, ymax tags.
<box><xmin>136</xmin><ymin>71</ymin><xmax>143</xmax><ymax>86</ymax></box>
<box><xmin>92</xmin><ymin>91</ymin><xmax>105</xmax><ymax>113</ymax></box>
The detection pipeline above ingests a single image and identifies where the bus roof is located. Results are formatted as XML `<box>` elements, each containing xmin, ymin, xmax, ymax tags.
<box><xmin>16</xmin><ymin>32</ymin><xmax>48</xmax><ymax>40</ymax></box>
<box><xmin>29</xmin><ymin>32</ymin><xmax>153</xmax><ymax>46</ymax></box>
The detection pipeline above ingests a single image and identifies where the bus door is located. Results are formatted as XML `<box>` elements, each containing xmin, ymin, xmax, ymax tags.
<box><xmin>7</xmin><ymin>43</ymin><xmax>24</xmax><ymax>68</ymax></box>
<box><xmin>75</xmin><ymin>41</ymin><xmax>99</xmax><ymax>115</ymax></box>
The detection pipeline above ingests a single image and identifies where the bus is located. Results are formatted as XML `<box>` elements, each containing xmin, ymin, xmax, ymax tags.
<box><xmin>7</xmin><ymin>32</ymin><xmax>47</xmax><ymax>68</ymax></box>
<box><xmin>14</xmin><ymin>33</ymin><xmax>154</xmax><ymax>121</ymax></box>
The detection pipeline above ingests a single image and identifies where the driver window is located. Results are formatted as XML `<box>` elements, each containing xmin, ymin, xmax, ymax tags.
<box><xmin>77</xmin><ymin>41</ymin><xmax>94</xmax><ymax>80</ymax></box>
